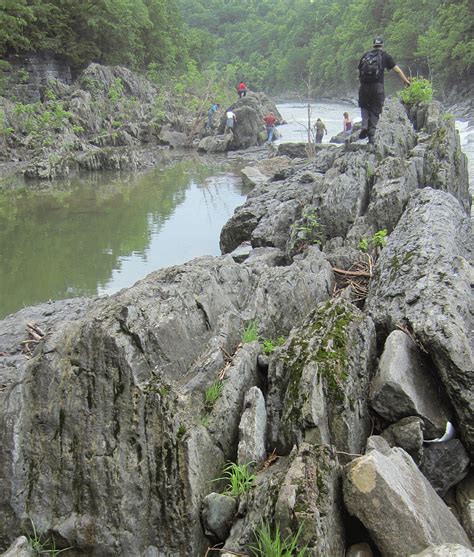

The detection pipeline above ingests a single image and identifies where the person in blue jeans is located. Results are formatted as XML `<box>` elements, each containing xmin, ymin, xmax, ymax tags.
<box><xmin>263</xmin><ymin>112</ymin><xmax>278</xmax><ymax>143</ymax></box>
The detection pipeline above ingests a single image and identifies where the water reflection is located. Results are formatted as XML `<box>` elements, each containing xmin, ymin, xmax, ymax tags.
<box><xmin>0</xmin><ymin>158</ymin><xmax>245</xmax><ymax>318</ymax></box>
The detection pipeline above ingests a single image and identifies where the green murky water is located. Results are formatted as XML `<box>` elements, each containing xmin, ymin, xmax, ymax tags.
<box><xmin>0</xmin><ymin>156</ymin><xmax>246</xmax><ymax>319</ymax></box>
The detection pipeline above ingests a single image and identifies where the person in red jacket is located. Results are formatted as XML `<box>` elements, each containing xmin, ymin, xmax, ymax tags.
<box><xmin>237</xmin><ymin>81</ymin><xmax>248</xmax><ymax>98</ymax></box>
<box><xmin>263</xmin><ymin>112</ymin><xmax>278</xmax><ymax>143</ymax></box>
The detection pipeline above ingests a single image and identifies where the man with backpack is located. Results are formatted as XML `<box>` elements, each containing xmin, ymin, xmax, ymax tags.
<box><xmin>358</xmin><ymin>37</ymin><xmax>410</xmax><ymax>144</ymax></box>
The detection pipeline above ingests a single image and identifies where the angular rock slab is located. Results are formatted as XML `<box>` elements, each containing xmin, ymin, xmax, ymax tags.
<box><xmin>274</xmin><ymin>444</ymin><xmax>345</xmax><ymax>556</ymax></box>
<box><xmin>421</xmin><ymin>439</ymin><xmax>470</xmax><ymax>497</ymax></box>
<box><xmin>0</xmin><ymin>536</ymin><xmax>35</xmax><ymax>557</ymax></box>
<box><xmin>410</xmin><ymin>544</ymin><xmax>474</xmax><ymax>556</ymax></box>
<box><xmin>370</xmin><ymin>330</ymin><xmax>451</xmax><ymax>437</ymax></box>
<box><xmin>457</xmin><ymin>473</ymin><xmax>474</xmax><ymax>544</ymax></box>
<box><xmin>343</xmin><ymin>447</ymin><xmax>471</xmax><ymax>557</ymax></box>
<box><xmin>318</xmin><ymin>150</ymin><xmax>375</xmax><ymax>240</ymax></box>
<box><xmin>237</xmin><ymin>386</ymin><xmax>267</xmax><ymax>468</ymax></box>
<box><xmin>366</xmin><ymin>188</ymin><xmax>474</xmax><ymax>456</ymax></box>
<box><xmin>381</xmin><ymin>416</ymin><xmax>424</xmax><ymax>463</ymax></box>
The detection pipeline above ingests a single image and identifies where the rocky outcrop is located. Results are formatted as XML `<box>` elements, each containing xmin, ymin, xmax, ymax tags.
<box><xmin>213</xmin><ymin>93</ymin><xmax>282</xmax><ymax>151</ymax></box>
<box><xmin>366</xmin><ymin>189</ymin><xmax>473</xmax><ymax>456</ymax></box>
<box><xmin>0</xmin><ymin>97</ymin><xmax>472</xmax><ymax>556</ymax></box>
<box><xmin>0</xmin><ymin>249</ymin><xmax>333</xmax><ymax>555</ymax></box>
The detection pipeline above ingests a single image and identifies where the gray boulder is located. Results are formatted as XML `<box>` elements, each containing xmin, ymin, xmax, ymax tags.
<box><xmin>237</xmin><ymin>387</ymin><xmax>267</xmax><ymax>468</ymax></box>
<box><xmin>273</xmin><ymin>444</ymin><xmax>345</xmax><ymax>556</ymax></box>
<box><xmin>198</xmin><ymin>133</ymin><xmax>233</xmax><ymax>153</ymax></box>
<box><xmin>0</xmin><ymin>537</ymin><xmax>35</xmax><ymax>557</ymax></box>
<box><xmin>343</xmin><ymin>446</ymin><xmax>471</xmax><ymax>557</ymax></box>
<box><xmin>370</xmin><ymin>330</ymin><xmax>452</xmax><ymax>438</ymax></box>
<box><xmin>421</xmin><ymin>440</ymin><xmax>470</xmax><ymax>497</ymax></box>
<box><xmin>410</xmin><ymin>544</ymin><xmax>474</xmax><ymax>556</ymax></box>
<box><xmin>366</xmin><ymin>188</ymin><xmax>474</xmax><ymax>456</ymax></box>
<box><xmin>346</xmin><ymin>543</ymin><xmax>374</xmax><ymax>557</ymax></box>
<box><xmin>381</xmin><ymin>416</ymin><xmax>424</xmax><ymax>463</ymax></box>
<box><xmin>201</xmin><ymin>493</ymin><xmax>237</xmax><ymax>541</ymax></box>
<box><xmin>240</xmin><ymin>166</ymin><xmax>269</xmax><ymax>188</ymax></box>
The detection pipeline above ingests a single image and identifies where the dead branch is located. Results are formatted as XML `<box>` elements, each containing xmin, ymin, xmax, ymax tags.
<box><xmin>261</xmin><ymin>449</ymin><xmax>279</xmax><ymax>470</ymax></box>
<box><xmin>204</xmin><ymin>545</ymin><xmax>248</xmax><ymax>557</ymax></box>
<box><xmin>27</xmin><ymin>322</ymin><xmax>45</xmax><ymax>337</ymax></box>
<box><xmin>333</xmin><ymin>267</ymin><xmax>371</xmax><ymax>278</ymax></box>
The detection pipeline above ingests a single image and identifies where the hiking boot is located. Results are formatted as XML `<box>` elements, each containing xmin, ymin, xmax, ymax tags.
<box><xmin>359</xmin><ymin>128</ymin><xmax>368</xmax><ymax>140</ymax></box>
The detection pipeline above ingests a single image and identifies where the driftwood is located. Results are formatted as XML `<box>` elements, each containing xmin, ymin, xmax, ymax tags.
<box><xmin>21</xmin><ymin>322</ymin><xmax>47</xmax><ymax>356</ymax></box>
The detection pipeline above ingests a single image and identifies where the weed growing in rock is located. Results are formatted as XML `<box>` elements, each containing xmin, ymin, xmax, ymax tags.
<box><xmin>398</xmin><ymin>77</ymin><xmax>433</xmax><ymax>105</ymax></box>
<box><xmin>248</xmin><ymin>521</ymin><xmax>307</xmax><ymax>556</ymax></box>
<box><xmin>205</xmin><ymin>380</ymin><xmax>223</xmax><ymax>409</ymax></box>
<box><xmin>242</xmin><ymin>319</ymin><xmax>259</xmax><ymax>343</ymax></box>
<box><xmin>27</xmin><ymin>519</ymin><xmax>71</xmax><ymax>555</ymax></box>
<box><xmin>262</xmin><ymin>336</ymin><xmax>286</xmax><ymax>355</ymax></box>
<box><xmin>358</xmin><ymin>229</ymin><xmax>388</xmax><ymax>252</ymax></box>
<box><xmin>216</xmin><ymin>462</ymin><xmax>255</xmax><ymax>497</ymax></box>
<box><xmin>290</xmin><ymin>208</ymin><xmax>325</xmax><ymax>253</ymax></box>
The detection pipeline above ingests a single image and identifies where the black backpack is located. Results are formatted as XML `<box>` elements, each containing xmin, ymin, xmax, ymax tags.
<box><xmin>359</xmin><ymin>50</ymin><xmax>384</xmax><ymax>83</ymax></box>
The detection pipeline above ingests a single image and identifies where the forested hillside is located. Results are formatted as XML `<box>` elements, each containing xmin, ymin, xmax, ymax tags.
<box><xmin>0</xmin><ymin>0</ymin><xmax>188</xmax><ymax>73</ymax></box>
<box><xmin>1</xmin><ymin>0</ymin><xmax>472</xmax><ymax>98</ymax></box>
<box><xmin>176</xmin><ymin>0</ymin><xmax>474</xmax><ymax>97</ymax></box>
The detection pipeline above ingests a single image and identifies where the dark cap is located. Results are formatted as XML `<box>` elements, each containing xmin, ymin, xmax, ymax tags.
<box><xmin>373</xmin><ymin>36</ymin><xmax>384</xmax><ymax>47</ymax></box>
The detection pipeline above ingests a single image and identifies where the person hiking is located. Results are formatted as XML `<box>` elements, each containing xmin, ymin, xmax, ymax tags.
<box><xmin>343</xmin><ymin>112</ymin><xmax>353</xmax><ymax>136</ymax></box>
<box><xmin>237</xmin><ymin>81</ymin><xmax>248</xmax><ymax>98</ymax></box>
<box><xmin>358</xmin><ymin>36</ymin><xmax>410</xmax><ymax>144</ymax></box>
<box><xmin>313</xmin><ymin>118</ymin><xmax>327</xmax><ymax>144</ymax></box>
<box><xmin>205</xmin><ymin>103</ymin><xmax>220</xmax><ymax>130</ymax></box>
<box><xmin>263</xmin><ymin>111</ymin><xmax>278</xmax><ymax>143</ymax></box>
<box><xmin>224</xmin><ymin>108</ymin><xmax>237</xmax><ymax>133</ymax></box>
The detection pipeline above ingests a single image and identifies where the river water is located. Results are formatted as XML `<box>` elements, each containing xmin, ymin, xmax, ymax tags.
<box><xmin>0</xmin><ymin>101</ymin><xmax>472</xmax><ymax>319</ymax></box>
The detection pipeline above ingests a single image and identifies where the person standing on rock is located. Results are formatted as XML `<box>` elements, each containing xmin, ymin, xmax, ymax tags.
<box><xmin>263</xmin><ymin>111</ymin><xmax>278</xmax><ymax>143</ymax></box>
<box><xmin>224</xmin><ymin>108</ymin><xmax>237</xmax><ymax>134</ymax></box>
<box><xmin>358</xmin><ymin>36</ymin><xmax>411</xmax><ymax>144</ymax></box>
<box><xmin>313</xmin><ymin>118</ymin><xmax>327</xmax><ymax>144</ymax></box>
<box><xmin>237</xmin><ymin>81</ymin><xmax>248</xmax><ymax>98</ymax></box>
<box><xmin>205</xmin><ymin>103</ymin><xmax>220</xmax><ymax>130</ymax></box>
<box><xmin>343</xmin><ymin>112</ymin><xmax>353</xmax><ymax>136</ymax></box>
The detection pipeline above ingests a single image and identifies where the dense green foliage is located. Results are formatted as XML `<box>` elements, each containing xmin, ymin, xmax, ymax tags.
<box><xmin>1</xmin><ymin>0</ymin><xmax>472</xmax><ymax>95</ymax></box>
<box><xmin>176</xmin><ymin>0</ymin><xmax>473</xmax><ymax>95</ymax></box>
<box><xmin>398</xmin><ymin>77</ymin><xmax>433</xmax><ymax>105</ymax></box>
<box><xmin>0</xmin><ymin>0</ymin><xmax>187</xmax><ymax>72</ymax></box>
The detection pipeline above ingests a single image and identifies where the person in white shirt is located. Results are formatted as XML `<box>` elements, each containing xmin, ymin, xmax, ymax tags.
<box><xmin>224</xmin><ymin>109</ymin><xmax>237</xmax><ymax>133</ymax></box>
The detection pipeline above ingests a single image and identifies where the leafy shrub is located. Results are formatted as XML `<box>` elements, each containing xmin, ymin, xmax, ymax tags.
<box><xmin>249</xmin><ymin>521</ymin><xmax>307</xmax><ymax>557</ymax></box>
<box><xmin>398</xmin><ymin>78</ymin><xmax>433</xmax><ymax>105</ymax></box>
